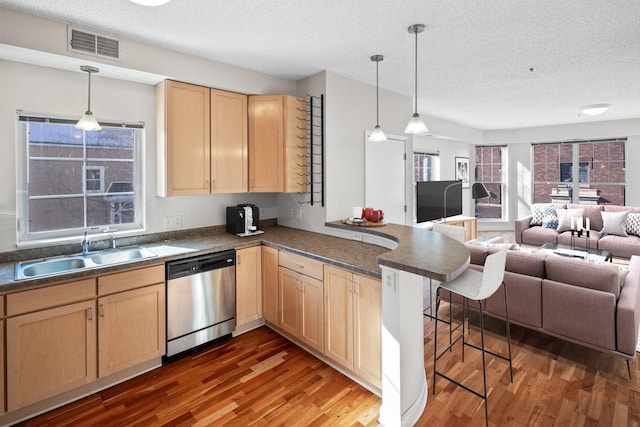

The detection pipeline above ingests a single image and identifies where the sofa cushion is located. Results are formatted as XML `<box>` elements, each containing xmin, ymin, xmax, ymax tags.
<box><xmin>485</xmin><ymin>271</ymin><xmax>543</xmax><ymax>328</ymax></box>
<box><xmin>626</xmin><ymin>212</ymin><xmax>640</xmax><ymax>237</ymax></box>
<box><xmin>522</xmin><ymin>226</ymin><xmax>559</xmax><ymax>246</ymax></box>
<box><xmin>601</xmin><ymin>211</ymin><xmax>629</xmax><ymax>236</ymax></box>
<box><xmin>556</xmin><ymin>230</ymin><xmax>601</xmax><ymax>248</ymax></box>
<box><xmin>487</xmin><ymin>248</ymin><xmax>547</xmax><ymax>278</ymax></box>
<box><xmin>604</xmin><ymin>205</ymin><xmax>640</xmax><ymax>214</ymax></box>
<box><xmin>598</xmin><ymin>234</ymin><xmax>640</xmax><ymax>259</ymax></box>
<box><xmin>542</xmin><ymin>280</ymin><xmax>616</xmax><ymax>351</ymax></box>
<box><xmin>556</xmin><ymin>208</ymin><xmax>583</xmax><ymax>232</ymax></box>
<box><xmin>545</xmin><ymin>255</ymin><xmax>621</xmax><ymax>298</ymax></box>
<box><xmin>567</xmin><ymin>204</ymin><xmax>604</xmax><ymax>231</ymax></box>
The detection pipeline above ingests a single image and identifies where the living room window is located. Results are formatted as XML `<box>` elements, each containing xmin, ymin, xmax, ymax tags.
<box><xmin>16</xmin><ymin>113</ymin><xmax>145</xmax><ymax>245</ymax></box>
<box><xmin>474</xmin><ymin>145</ymin><xmax>507</xmax><ymax>220</ymax></box>
<box><xmin>532</xmin><ymin>139</ymin><xmax>626</xmax><ymax>205</ymax></box>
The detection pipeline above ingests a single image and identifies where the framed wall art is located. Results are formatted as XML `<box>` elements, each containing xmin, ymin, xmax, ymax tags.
<box><xmin>455</xmin><ymin>156</ymin><xmax>470</xmax><ymax>188</ymax></box>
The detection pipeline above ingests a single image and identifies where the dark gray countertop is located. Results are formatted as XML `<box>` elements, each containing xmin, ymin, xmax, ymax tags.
<box><xmin>326</xmin><ymin>221</ymin><xmax>470</xmax><ymax>282</ymax></box>
<box><xmin>0</xmin><ymin>224</ymin><xmax>389</xmax><ymax>294</ymax></box>
<box><xmin>0</xmin><ymin>221</ymin><xmax>469</xmax><ymax>294</ymax></box>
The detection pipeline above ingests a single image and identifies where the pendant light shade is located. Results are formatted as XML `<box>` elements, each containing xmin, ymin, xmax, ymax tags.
<box><xmin>368</xmin><ymin>54</ymin><xmax>387</xmax><ymax>142</ymax></box>
<box><xmin>405</xmin><ymin>24</ymin><xmax>429</xmax><ymax>135</ymax></box>
<box><xmin>76</xmin><ymin>66</ymin><xmax>102</xmax><ymax>132</ymax></box>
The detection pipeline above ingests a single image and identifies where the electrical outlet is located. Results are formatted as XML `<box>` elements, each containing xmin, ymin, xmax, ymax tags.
<box><xmin>352</xmin><ymin>233</ymin><xmax>363</xmax><ymax>241</ymax></box>
<box><xmin>260</xmin><ymin>207</ymin><xmax>267</xmax><ymax>217</ymax></box>
<box><xmin>287</xmin><ymin>208</ymin><xmax>293</xmax><ymax>218</ymax></box>
<box><xmin>383</xmin><ymin>269</ymin><xmax>397</xmax><ymax>293</ymax></box>
<box><xmin>296</xmin><ymin>208</ymin><xmax>303</xmax><ymax>220</ymax></box>
<box><xmin>163</xmin><ymin>215</ymin><xmax>182</xmax><ymax>229</ymax></box>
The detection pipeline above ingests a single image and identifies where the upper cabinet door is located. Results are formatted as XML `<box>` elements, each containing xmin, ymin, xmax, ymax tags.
<box><xmin>248</xmin><ymin>95</ymin><xmax>308</xmax><ymax>193</ymax></box>
<box><xmin>211</xmin><ymin>89</ymin><xmax>248</xmax><ymax>193</ymax></box>
<box><xmin>248</xmin><ymin>95</ymin><xmax>284</xmax><ymax>192</ymax></box>
<box><xmin>157</xmin><ymin>80</ymin><xmax>211</xmax><ymax>196</ymax></box>
<box><xmin>283</xmin><ymin>96</ymin><xmax>308</xmax><ymax>193</ymax></box>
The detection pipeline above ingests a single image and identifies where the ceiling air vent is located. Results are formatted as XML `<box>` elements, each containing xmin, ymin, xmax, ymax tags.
<box><xmin>68</xmin><ymin>27</ymin><xmax>120</xmax><ymax>60</ymax></box>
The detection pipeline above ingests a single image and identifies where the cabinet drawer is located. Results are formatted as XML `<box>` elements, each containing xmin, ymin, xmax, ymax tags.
<box><xmin>98</xmin><ymin>264</ymin><xmax>165</xmax><ymax>296</ymax></box>
<box><xmin>7</xmin><ymin>278</ymin><xmax>96</xmax><ymax>316</ymax></box>
<box><xmin>278</xmin><ymin>251</ymin><xmax>323</xmax><ymax>281</ymax></box>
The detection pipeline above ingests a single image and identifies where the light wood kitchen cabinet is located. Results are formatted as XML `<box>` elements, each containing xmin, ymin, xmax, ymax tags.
<box><xmin>261</xmin><ymin>245</ymin><xmax>279</xmax><ymax>325</ymax></box>
<box><xmin>278</xmin><ymin>251</ymin><xmax>324</xmax><ymax>352</ymax></box>
<box><xmin>97</xmin><ymin>265</ymin><xmax>165</xmax><ymax>377</ymax></box>
<box><xmin>156</xmin><ymin>81</ymin><xmax>248</xmax><ymax>196</ymax></box>
<box><xmin>0</xmin><ymin>318</ymin><xmax>4</xmax><ymax>415</ymax></box>
<box><xmin>235</xmin><ymin>246</ymin><xmax>262</xmax><ymax>331</ymax></box>
<box><xmin>210</xmin><ymin>88</ymin><xmax>248</xmax><ymax>193</ymax></box>
<box><xmin>324</xmin><ymin>265</ymin><xmax>382</xmax><ymax>388</ymax></box>
<box><xmin>6</xmin><ymin>278</ymin><xmax>97</xmax><ymax>411</ymax></box>
<box><xmin>156</xmin><ymin>80</ymin><xmax>211</xmax><ymax>196</ymax></box>
<box><xmin>248</xmin><ymin>95</ymin><xmax>307</xmax><ymax>193</ymax></box>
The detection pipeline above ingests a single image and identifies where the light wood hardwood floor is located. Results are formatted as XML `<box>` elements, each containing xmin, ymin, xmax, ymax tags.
<box><xmin>15</xmin><ymin>309</ymin><xmax>640</xmax><ymax>426</ymax></box>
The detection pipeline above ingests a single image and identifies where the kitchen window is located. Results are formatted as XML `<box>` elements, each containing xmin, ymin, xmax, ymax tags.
<box><xmin>16</xmin><ymin>113</ymin><xmax>145</xmax><ymax>244</ymax></box>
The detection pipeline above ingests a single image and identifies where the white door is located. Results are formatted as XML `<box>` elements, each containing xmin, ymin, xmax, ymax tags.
<box><xmin>365</xmin><ymin>133</ymin><xmax>407</xmax><ymax>225</ymax></box>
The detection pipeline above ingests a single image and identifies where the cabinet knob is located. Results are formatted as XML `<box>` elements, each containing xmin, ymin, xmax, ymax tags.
<box><xmin>99</xmin><ymin>304</ymin><xmax>105</xmax><ymax>317</ymax></box>
<box><xmin>87</xmin><ymin>307</ymin><xmax>93</xmax><ymax>321</ymax></box>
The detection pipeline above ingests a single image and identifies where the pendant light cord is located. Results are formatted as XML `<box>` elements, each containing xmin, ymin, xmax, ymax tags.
<box><xmin>87</xmin><ymin>70</ymin><xmax>92</xmax><ymax>112</ymax></box>
<box><xmin>414</xmin><ymin>29</ymin><xmax>418</xmax><ymax>114</ymax></box>
<box><xmin>376</xmin><ymin>60</ymin><xmax>380</xmax><ymax>126</ymax></box>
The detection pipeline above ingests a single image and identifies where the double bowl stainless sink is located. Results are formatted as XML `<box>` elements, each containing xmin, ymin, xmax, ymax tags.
<box><xmin>15</xmin><ymin>246</ymin><xmax>158</xmax><ymax>280</ymax></box>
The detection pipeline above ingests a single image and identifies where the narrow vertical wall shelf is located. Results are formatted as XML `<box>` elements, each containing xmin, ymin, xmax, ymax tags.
<box><xmin>296</xmin><ymin>94</ymin><xmax>324</xmax><ymax>206</ymax></box>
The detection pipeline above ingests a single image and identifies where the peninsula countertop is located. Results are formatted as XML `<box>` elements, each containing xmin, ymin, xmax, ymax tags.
<box><xmin>0</xmin><ymin>221</ymin><xmax>470</xmax><ymax>294</ymax></box>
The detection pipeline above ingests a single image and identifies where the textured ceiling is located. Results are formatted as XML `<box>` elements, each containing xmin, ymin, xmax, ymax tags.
<box><xmin>1</xmin><ymin>0</ymin><xmax>639</xmax><ymax>130</ymax></box>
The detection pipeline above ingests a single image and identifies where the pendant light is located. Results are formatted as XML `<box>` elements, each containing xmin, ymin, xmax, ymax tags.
<box><xmin>75</xmin><ymin>65</ymin><xmax>102</xmax><ymax>132</ymax></box>
<box><xmin>404</xmin><ymin>24</ymin><xmax>429</xmax><ymax>135</ymax></box>
<box><xmin>368</xmin><ymin>54</ymin><xmax>387</xmax><ymax>142</ymax></box>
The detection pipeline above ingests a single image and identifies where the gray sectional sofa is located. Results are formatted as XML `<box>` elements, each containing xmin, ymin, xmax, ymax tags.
<box><xmin>455</xmin><ymin>243</ymin><xmax>640</xmax><ymax>373</ymax></box>
<box><xmin>515</xmin><ymin>204</ymin><xmax>640</xmax><ymax>259</ymax></box>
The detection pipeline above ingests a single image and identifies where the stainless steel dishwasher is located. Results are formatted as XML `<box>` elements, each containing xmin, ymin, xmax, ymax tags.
<box><xmin>165</xmin><ymin>250</ymin><xmax>235</xmax><ymax>358</ymax></box>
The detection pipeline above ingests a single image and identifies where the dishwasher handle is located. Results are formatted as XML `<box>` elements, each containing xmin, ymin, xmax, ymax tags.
<box><xmin>166</xmin><ymin>250</ymin><xmax>236</xmax><ymax>280</ymax></box>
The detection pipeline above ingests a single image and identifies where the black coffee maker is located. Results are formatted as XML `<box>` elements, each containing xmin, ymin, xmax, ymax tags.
<box><xmin>226</xmin><ymin>204</ymin><xmax>264</xmax><ymax>236</ymax></box>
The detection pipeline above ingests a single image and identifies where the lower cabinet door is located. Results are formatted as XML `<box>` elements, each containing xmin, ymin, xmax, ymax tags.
<box><xmin>279</xmin><ymin>267</ymin><xmax>300</xmax><ymax>337</ymax></box>
<box><xmin>353</xmin><ymin>274</ymin><xmax>382</xmax><ymax>388</ymax></box>
<box><xmin>261</xmin><ymin>246</ymin><xmax>279</xmax><ymax>325</ymax></box>
<box><xmin>323</xmin><ymin>265</ymin><xmax>353</xmax><ymax>369</ymax></box>
<box><xmin>98</xmin><ymin>284</ymin><xmax>165</xmax><ymax>377</ymax></box>
<box><xmin>278</xmin><ymin>266</ymin><xmax>324</xmax><ymax>352</ymax></box>
<box><xmin>6</xmin><ymin>300</ymin><xmax>97</xmax><ymax>411</ymax></box>
<box><xmin>236</xmin><ymin>246</ymin><xmax>262</xmax><ymax>329</ymax></box>
<box><xmin>299</xmin><ymin>274</ymin><xmax>324</xmax><ymax>353</ymax></box>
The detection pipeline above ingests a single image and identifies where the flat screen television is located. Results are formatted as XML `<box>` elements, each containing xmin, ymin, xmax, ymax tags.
<box><xmin>416</xmin><ymin>180</ymin><xmax>463</xmax><ymax>223</ymax></box>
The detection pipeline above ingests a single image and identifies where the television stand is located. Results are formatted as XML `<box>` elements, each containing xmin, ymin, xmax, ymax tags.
<box><xmin>415</xmin><ymin>215</ymin><xmax>478</xmax><ymax>241</ymax></box>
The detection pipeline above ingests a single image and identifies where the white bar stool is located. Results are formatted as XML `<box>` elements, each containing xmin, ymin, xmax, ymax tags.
<box><xmin>432</xmin><ymin>248</ymin><xmax>513</xmax><ymax>427</ymax></box>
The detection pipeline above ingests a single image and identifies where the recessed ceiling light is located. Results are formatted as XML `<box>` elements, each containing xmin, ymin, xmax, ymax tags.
<box><xmin>580</xmin><ymin>104</ymin><xmax>610</xmax><ymax>116</ymax></box>
<box><xmin>130</xmin><ymin>0</ymin><xmax>171</xmax><ymax>6</ymax></box>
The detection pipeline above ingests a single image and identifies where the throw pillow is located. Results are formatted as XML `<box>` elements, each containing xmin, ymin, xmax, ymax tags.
<box><xmin>531</xmin><ymin>203</ymin><xmax>552</xmax><ymax>226</ymax></box>
<box><xmin>601</xmin><ymin>211</ymin><xmax>629</xmax><ymax>236</ymax></box>
<box><xmin>556</xmin><ymin>208</ymin><xmax>584</xmax><ymax>232</ymax></box>
<box><xmin>626</xmin><ymin>213</ymin><xmax>640</xmax><ymax>237</ymax></box>
<box><xmin>541</xmin><ymin>204</ymin><xmax>559</xmax><ymax>229</ymax></box>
